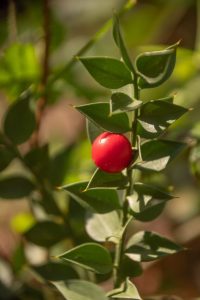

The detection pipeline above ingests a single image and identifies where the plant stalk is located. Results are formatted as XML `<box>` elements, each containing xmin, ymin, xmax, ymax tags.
<box><xmin>113</xmin><ymin>73</ymin><xmax>140</xmax><ymax>288</ymax></box>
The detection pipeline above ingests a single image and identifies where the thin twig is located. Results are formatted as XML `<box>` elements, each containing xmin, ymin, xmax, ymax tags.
<box><xmin>31</xmin><ymin>0</ymin><xmax>51</xmax><ymax>148</ymax></box>
<box><xmin>8</xmin><ymin>0</ymin><xmax>17</xmax><ymax>43</ymax></box>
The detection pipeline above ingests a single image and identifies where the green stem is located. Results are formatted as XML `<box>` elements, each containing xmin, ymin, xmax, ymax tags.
<box><xmin>113</xmin><ymin>73</ymin><xmax>140</xmax><ymax>288</ymax></box>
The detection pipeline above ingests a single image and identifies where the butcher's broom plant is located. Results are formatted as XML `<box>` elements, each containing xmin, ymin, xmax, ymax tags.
<box><xmin>55</xmin><ymin>16</ymin><xmax>188</xmax><ymax>299</ymax></box>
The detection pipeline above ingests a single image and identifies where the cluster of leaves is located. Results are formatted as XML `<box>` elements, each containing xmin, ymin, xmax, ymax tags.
<box><xmin>0</xmin><ymin>14</ymin><xmax>189</xmax><ymax>300</ymax></box>
<box><xmin>51</xmin><ymin>17</ymin><xmax>188</xmax><ymax>299</ymax></box>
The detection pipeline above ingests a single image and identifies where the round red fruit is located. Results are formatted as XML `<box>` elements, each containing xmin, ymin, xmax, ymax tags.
<box><xmin>92</xmin><ymin>132</ymin><xmax>133</xmax><ymax>173</ymax></box>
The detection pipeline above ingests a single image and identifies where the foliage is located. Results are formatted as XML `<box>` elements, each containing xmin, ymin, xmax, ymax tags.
<box><xmin>0</xmin><ymin>0</ymin><xmax>198</xmax><ymax>299</ymax></box>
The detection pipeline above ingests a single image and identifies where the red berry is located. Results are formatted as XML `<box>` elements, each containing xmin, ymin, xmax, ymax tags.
<box><xmin>92</xmin><ymin>132</ymin><xmax>133</xmax><ymax>173</ymax></box>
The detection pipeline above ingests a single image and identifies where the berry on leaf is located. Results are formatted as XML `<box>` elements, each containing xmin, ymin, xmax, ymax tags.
<box><xmin>92</xmin><ymin>132</ymin><xmax>133</xmax><ymax>173</ymax></box>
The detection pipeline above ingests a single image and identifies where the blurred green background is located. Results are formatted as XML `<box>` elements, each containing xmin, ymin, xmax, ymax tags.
<box><xmin>0</xmin><ymin>0</ymin><xmax>200</xmax><ymax>299</ymax></box>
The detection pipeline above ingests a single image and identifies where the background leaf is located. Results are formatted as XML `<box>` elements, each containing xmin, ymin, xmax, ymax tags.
<box><xmin>32</xmin><ymin>262</ymin><xmax>78</xmax><ymax>281</ymax></box>
<box><xmin>85</xmin><ymin>211</ymin><xmax>121</xmax><ymax>242</ymax></box>
<box><xmin>79</xmin><ymin>57</ymin><xmax>132</xmax><ymax>89</ymax></box>
<box><xmin>135</xmin><ymin>140</ymin><xmax>186</xmax><ymax>172</ymax></box>
<box><xmin>125</xmin><ymin>231</ymin><xmax>183</xmax><ymax>262</ymax></box>
<box><xmin>62</xmin><ymin>181</ymin><xmax>121</xmax><ymax>213</ymax></box>
<box><xmin>3</xmin><ymin>91</ymin><xmax>36</xmax><ymax>144</ymax></box>
<box><xmin>24</xmin><ymin>221</ymin><xmax>67</xmax><ymax>247</ymax></box>
<box><xmin>57</xmin><ymin>243</ymin><xmax>112</xmax><ymax>274</ymax></box>
<box><xmin>0</xmin><ymin>43</ymin><xmax>39</xmax><ymax>87</ymax></box>
<box><xmin>0</xmin><ymin>176</ymin><xmax>35</xmax><ymax>199</ymax></box>
<box><xmin>0</xmin><ymin>145</ymin><xmax>14</xmax><ymax>171</ymax></box>
<box><xmin>75</xmin><ymin>102</ymin><xmax>130</xmax><ymax>133</ymax></box>
<box><xmin>52</xmin><ymin>280</ymin><xmax>108</xmax><ymax>300</ymax></box>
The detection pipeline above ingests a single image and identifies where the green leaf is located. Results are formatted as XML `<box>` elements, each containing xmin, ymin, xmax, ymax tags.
<box><xmin>24</xmin><ymin>221</ymin><xmax>67</xmax><ymax>248</ymax></box>
<box><xmin>120</xmin><ymin>256</ymin><xmax>143</xmax><ymax>278</ymax></box>
<box><xmin>125</xmin><ymin>231</ymin><xmax>183</xmax><ymax>262</ymax></box>
<box><xmin>0</xmin><ymin>176</ymin><xmax>35</xmax><ymax>199</ymax></box>
<box><xmin>85</xmin><ymin>211</ymin><xmax>121</xmax><ymax>242</ymax></box>
<box><xmin>0</xmin><ymin>145</ymin><xmax>14</xmax><ymax>171</ymax></box>
<box><xmin>86</xmin><ymin>168</ymin><xmax>128</xmax><ymax>189</ymax></box>
<box><xmin>135</xmin><ymin>140</ymin><xmax>186</xmax><ymax>172</ymax></box>
<box><xmin>57</xmin><ymin>243</ymin><xmax>112</xmax><ymax>274</ymax></box>
<box><xmin>110</xmin><ymin>93</ymin><xmax>142</xmax><ymax>115</ymax></box>
<box><xmin>137</xmin><ymin>100</ymin><xmax>188</xmax><ymax>139</ymax></box>
<box><xmin>75</xmin><ymin>102</ymin><xmax>130</xmax><ymax>133</ymax></box>
<box><xmin>127</xmin><ymin>183</ymin><xmax>174</xmax><ymax>222</ymax></box>
<box><xmin>3</xmin><ymin>91</ymin><xmax>36</xmax><ymax>144</ymax></box>
<box><xmin>113</xmin><ymin>15</ymin><xmax>134</xmax><ymax>71</ymax></box>
<box><xmin>40</xmin><ymin>191</ymin><xmax>62</xmax><ymax>217</ymax></box>
<box><xmin>0</xmin><ymin>43</ymin><xmax>39</xmax><ymax>87</ymax></box>
<box><xmin>32</xmin><ymin>262</ymin><xmax>78</xmax><ymax>281</ymax></box>
<box><xmin>52</xmin><ymin>280</ymin><xmax>108</xmax><ymax>300</ymax></box>
<box><xmin>107</xmin><ymin>279</ymin><xmax>141</xmax><ymax>299</ymax></box>
<box><xmin>61</xmin><ymin>181</ymin><xmax>121</xmax><ymax>213</ymax></box>
<box><xmin>86</xmin><ymin>119</ymin><xmax>103</xmax><ymax>143</ymax></box>
<box><xmin>135</xmin><ymin>43</ymin><xmax>178</xmax><ymax>89</ymax></box>
<box><xmin>11</xmin><ymin>243</ymin><xmax>26</xmax><ymax>274</ymax></box>
<box><xmin>24</xmin><ymin>144</ymin><xmax>49</xmax><ymax>178</ymax></box>
<box><xmin>79</xmin><ymin>57</ymin><xmax>132</xmax><ymax>89</ymax></box>
<box><xmin>48</xmin><ymin>145</ymin><xmax>75</xmax><ymax>186</ymax></box>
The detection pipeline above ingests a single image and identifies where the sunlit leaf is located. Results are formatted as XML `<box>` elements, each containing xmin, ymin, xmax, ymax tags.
<box><xmin>79</xmin><ymin>57</ymin><xmax>132</xmax><ymax>89</ymax></box>
<box><xmin>52</xmin><ymin>280</ymin><xmax>108</xmax><ymax>300</ymax></box>
<box><xmin>135</xmin><ymin>140</ymin><xmax>186</xmax><ymax>172</ymax></box>
<box><xmin>85</xmin><ymin>211</ymin><xmax>121</xmax><ymax>242</ymax></box>
<box><xmin>113</xmin><ymin>15</ymin><xmax>134</xmax><ymax>71</ymax></box>
<box><xmin>125</xmin><ymin>231</ymin><xmax>183</xmax><ymax>262</ymax></box>
<box><xmin>107</xmin><ymin>279</ymin><xmax>141</xmax><ymax>299</ymax></box>
<box><xmin>110</xmin><ymin>93</ymin><xmax>142</xmax><ymax>115</ymax></box>
<box><xmin>57</xmin><ymin>243</ymin><xmax>112</xmax><ymax>274</ymax></box>
<box><xmin>86</xmin><ymin>168</ymin><xmax>128</xmax><ymax>189</ymax></box>
<box><xmin>61</xmin><ymin>181</ymin><xmax>121</xmax><ymax>213</ymax></box>
<box><xmin>135</xmin><ymin>43</ymin><xmax>178</xmax><ymax>89</ymax></box>
<box><xmin>137</xmin><ymin>100</ymin><xmax>188</xmax><ymax>138</ymax></box>
<box><xmin>127</xmin><ymin>183</ymin><xmax>174</xmax><ymax>221</ymax></box>
<box><xmin>75</xmin><ymin>102</ymin><xmax>130</xmax><ymax>133</ymax></box>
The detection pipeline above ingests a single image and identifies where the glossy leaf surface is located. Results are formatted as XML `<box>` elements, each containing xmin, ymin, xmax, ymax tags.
<box><xmin>79</xmin><ymin>57</ymin><xmax>132</xmax><ymax>89</ymax></box>
<box><xmin>127</xmin><ymin>183</ymin><xmax>173</xmax><ymax>221</ymax></box>
<box><xmin>86</xmin><ymin>168</ymin><xmax>128</xmax><ymax>189</ymax></box>
<box><xmin>75</xmin><ymin>102</ymin><xmax>130</xmax><ymax>133</ymax></box>
<box><xmin>125</xmin><ymin>231</ymin><xmax>183</xmax><ymax>262</ymax></box>
<box><xmin>62</xmin><ymin>181</ymin><xmax>121</xmax><ymax>213</ymax></box>
<box><xmin>110</xmin><ymin>93</ymin><xmax>142</xmax><ymax>115</ymax></box>
<box><xmin>137</xmin><ymin>100</ymin><xmax>188</xmax><ymax>138</ymax></box>
<box><xmin>135</xmin><ymin>140</ymin><xmax>186</xmax><ymax>172</ymax></box>
<box><xmin>57</xmin><ymin>243</ymin><xmax>112</xmax><ymax>274</ymax></box>
<box><xmin>85</xmin><ymin>211</ymin><xmax>121</xmax><ymax>242</ymax></box>
<box><xmin>52</xmin><ymin>280</ymin><xmax>108</xmax><ymax>300</ymax></box>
